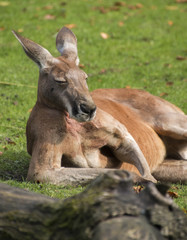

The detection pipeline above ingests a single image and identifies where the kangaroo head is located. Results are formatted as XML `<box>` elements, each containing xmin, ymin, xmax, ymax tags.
<box><xmin>12</xmin><ymin>27</ymin><xmax>96</xmax><ymax>122</ymax></box>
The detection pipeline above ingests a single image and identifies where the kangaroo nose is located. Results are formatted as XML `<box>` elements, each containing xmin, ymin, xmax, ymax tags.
<box><xmin>80</xmin><ymin>104</ymin><xmax>96</xmax><ymax>117</ymax></box>
<box><xmin>80</xmin><ymin>104</ymin><xmax>90</xmax><ymax>114</ymax></box>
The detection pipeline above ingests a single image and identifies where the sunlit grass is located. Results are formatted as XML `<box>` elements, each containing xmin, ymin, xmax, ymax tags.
<box><xmin>0</xmin><ymin>0</ymin><xmax>186</xmax><ymax>207</ymax></box>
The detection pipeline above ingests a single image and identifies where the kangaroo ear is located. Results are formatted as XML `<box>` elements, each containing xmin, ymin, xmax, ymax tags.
<box><xmin>56</xmin><ymin>27</ymin><xmax>79</xmax><ymax>65</ymax></box>
<box><xmin>12</xmin><ymin>30</ymin><xmax>53</xmax><ymax>70</ymax></box>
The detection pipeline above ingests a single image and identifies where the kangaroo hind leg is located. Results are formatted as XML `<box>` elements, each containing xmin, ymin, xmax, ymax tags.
<box><xmin>153</xmin><ymin>160</ymin><xmax>187</xmax><ymax>183</ymax></box>
<box><xmin>154</xmin><ymin>113</ymin><xmax>187</xmax><ymax>140</ymax></box>
<box><xmin>161</xmin><ymin>136</ymin><xmax>187</xmax><ymax>160</ymax></box>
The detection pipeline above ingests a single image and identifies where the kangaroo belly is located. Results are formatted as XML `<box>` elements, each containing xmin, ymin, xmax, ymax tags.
<box><xmin>93</xmin><ymin>97</ymin><xmax>166</xmax><ymax>174</ymax></box>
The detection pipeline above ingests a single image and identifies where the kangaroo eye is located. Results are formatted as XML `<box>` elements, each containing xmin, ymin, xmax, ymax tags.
<box><xmin>55</xmin><ymin>78</ymin><xmax>67</xmax><ymax>84</ymax></box>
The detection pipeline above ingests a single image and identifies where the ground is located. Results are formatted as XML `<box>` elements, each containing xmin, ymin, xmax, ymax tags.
<box><xmin>0</xmin><ymin>0</ymin><xmax>187</xmax><ymax>209</ymax></box>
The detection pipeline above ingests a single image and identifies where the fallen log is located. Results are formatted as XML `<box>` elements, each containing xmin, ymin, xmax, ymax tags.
<box><xmin>0</xmin><ymin>170</ymin><xmax>186</xmax><ymax>240</ymax></box>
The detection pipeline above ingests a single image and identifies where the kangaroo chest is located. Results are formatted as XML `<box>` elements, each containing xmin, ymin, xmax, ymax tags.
<box><xmin>61</xmin><ymin>117</ymin><xmax>108</xmax><ymax>167</ymax></box>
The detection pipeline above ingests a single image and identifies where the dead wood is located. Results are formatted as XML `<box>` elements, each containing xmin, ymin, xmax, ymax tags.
<box><xmin>0</xmin><ymin>170</ymin><xmax>186</xmax><ymax>240</ymax></box>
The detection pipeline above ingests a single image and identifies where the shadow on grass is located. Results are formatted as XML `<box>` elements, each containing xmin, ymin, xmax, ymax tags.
<box><xmin>0</xmin><ymin>150</ymin><xmax>30</xmax><ymax>181</ymax></box>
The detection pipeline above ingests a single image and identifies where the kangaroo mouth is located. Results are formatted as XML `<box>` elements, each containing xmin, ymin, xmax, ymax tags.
<box><xmin>75</xmin><ymin>103</ymin><xmax>96</xmax><ymax>122</ymax></box>
<box><xmin>65</xmin><ymin>104</ymin><xmax>96</xmax><ymax>123</ymax></box>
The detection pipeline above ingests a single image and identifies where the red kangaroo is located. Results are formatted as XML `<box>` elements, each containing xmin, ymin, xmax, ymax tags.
<box><xmin>12</xmin><ymin>27</ymin><xmax>187</xmax><ymax>185</ymax></box>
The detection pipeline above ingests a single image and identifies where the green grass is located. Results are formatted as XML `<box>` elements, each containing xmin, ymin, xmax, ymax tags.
<box><xmin>0</xmin><ymin>179</ymin><xmax>85</xmax><ymax>199</ymax></box>
<box><xmin>0</xmin><ymin>0</ymin><xmax>187</xmax><ymax>209</ymax></box>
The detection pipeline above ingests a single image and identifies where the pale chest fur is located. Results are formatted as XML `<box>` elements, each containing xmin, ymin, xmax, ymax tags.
<box><xmin>61</xmin><ymin>117</ymin><xmax>108</xmax><ymax>168</ymax></box>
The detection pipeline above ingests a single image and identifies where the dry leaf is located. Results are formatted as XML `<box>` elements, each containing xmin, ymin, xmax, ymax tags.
<box><xmin>114</xmin><ymin>1</ymin><xmax>126</xmax><ymax>7</ymax></box>
<box><xmin>22</xmin><ymin>7</ymin><xmax>27</xmax><ymax>12</ymax></box>
<box><xmin>43</xmin><ymin>5</ymin><xmax>53</xmax><ymax>10</ymax></box>
<box><xmin>171</xmin><ymin>186</ymin><xmax>179</xmax><ymax>190</ymax></box>
<box><xmin>182</xmin><ymin>208</ymin><xmax>187</xmax><ymax>215</ymax></box>
<box><xmin>65</xmin><ymin>24</ymin><xmax>76</xmax><ymax>29</ymax></box>
<box><xmin>166</xmin><ymin>6</ymin><xmax>178</xmax><ymax>10</ymax></box>
<box><xmin>60</xmin><ymin>2</ymin><xmax>67</xmax><ymax>6</ymax></box>
<box><xmin>128</xmin><ymin>3</ymin><xmax>143</xmax><ymax>10</ymax></box>
<box><xmin>160</xmin><ymin>92</ymin><xmax>168</xmax><ymax>97</ymax></box>
<box><xmin>125</xmin><ymin>85</ymin><xmax>131</xmax><ymax>89</ymax></box>
<box><xmin>109</xmin><ymin>6</ymin><xmax>120</xmax><ymax>11</ymax></box>
<box><xmin>99</xmin><ymin>69</ymin><xmax>107</xmax><ymax>74</ymax></box>
<box><xmin>0</xmin><ymin>151</ymin><xmax>3</xmax><ymax>156</ymax></box>
<box><xmin>94</xmin><ymin>6</ymin><xmax>108</xmax><ymax>14</ymax></box>
<box><xmin>99</xmin><ymin>8</ymin><xmax>108</xmax><ymax>14</ymax></box>
<box><xmin>176</xmin><ymin>56</ymin><xmax>187</xmax><ymax>60</ymax></box>
<box><xmin>18</xmin><ymin>29</ymin><xmax>23</xmax><ymax>33</ymax></box>
<box><xmin>168</xmin><ymin>20</ymin><xmax>173</xmax><ymax>26</ymax></box>
<box><xmin>136</xmin><ymin>3</ymin><xmax>143</xmax><ymax>9</ymax></box>
<box><xmin>2</xmin><ymin>146</ymin><xmax>8</xmax><ymax>150</ymax></box>
<box><xmin>128</xmin><ymin>5</ymin><xmax>137</xmax><ymax>10</ymax></box>
<box><xmin>79</xmin><ymin>63</ymin><xmax>85</xmax><ymax>69</ymax></box>
<box><xmin>28</xmin><ymin>108</ymin><xmax>32</xmax><ymax>113</ymax></box>
<box><xmin>100</xmin><ymin>32</ymin><xmax>109</xmax><ymax>39</ymax></box>
<box><xmin>5</xmin><ymin>137</ymin><xmax>16</xmax><ymax>145</ymax></box>
<box><xmin>0</xmin><ymin>1</ymin><xmax>10</xmax><ymax>6</ymax></box>
<box><xmin>151</xmin><ymin>6</ymin><xmax>157</xmax><ymax>10</ymax></box>
<box><xmin>118</xmin><ymin>21</ymin><xmax>124</xmax><ymax>26</ymax></box>
<box><xmin>176</xmin><ymin>0</ymin><xmax>187</xmax><ymax>3</ymax></box>
<box><xmin>133</xmin><ymin>185</ymin><xmax>144</xmax><ymax>193</ymax></box>
<box><xmin>13</xmin><ymin>101</ymin><xmax>18</xmax><ymax>105</ymax></box>
<box><xmin>164</xmin><ymin>63</ymin><xmax>172</xmax><ymax>68</ymax></box>
<box><xmin>167</xmin><ymin>190</ymin><xmax>179</xmax><ymax>198</ymax></box>
<box><xmin>44</xmin><ymin>14</ymin><xmax>56</xmax><ymax>20</ymax></box>
<box><xmin>0</xmin><ymin>27</ymin><xmax>5</xmax><ymax>31</ymax></box>
<box><xmin>166</xmin><ymin>81</ymin><xmax>173</xmax><ymax>86</ymax></box>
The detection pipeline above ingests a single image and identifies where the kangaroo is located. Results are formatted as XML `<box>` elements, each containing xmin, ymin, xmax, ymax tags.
<box><xmin>12</xmin><ymin>27</ymin><xmax>187</xmax><ymax>185</ymax></box>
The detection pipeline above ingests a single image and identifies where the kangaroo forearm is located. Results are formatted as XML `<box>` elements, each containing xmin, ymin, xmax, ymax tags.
<box><xmin>27</xmin><ymin>167</ymin><xmax>150</xmax><ymax>185</ymax></box>
<box><xmin>28</xmin><ymin>168</ymin><xmax>112</xmax><ymax>185</ymax></box>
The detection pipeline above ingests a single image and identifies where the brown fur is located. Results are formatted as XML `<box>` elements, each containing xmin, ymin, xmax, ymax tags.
<box><xmin>92</xmin><ymin>96</ymin><xmax>165</xmax><ymax>173</ymax></box>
